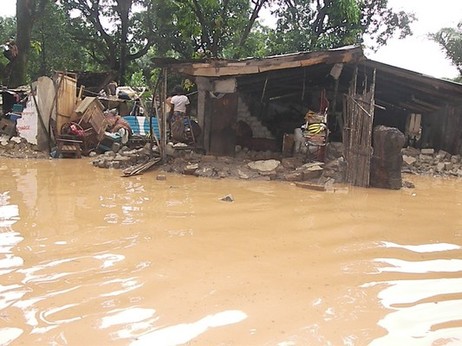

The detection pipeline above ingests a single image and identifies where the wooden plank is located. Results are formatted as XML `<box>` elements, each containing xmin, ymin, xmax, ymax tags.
<box><xmin>75</xmin><ymin>97</ymin><xmax>104</xmax><ymax>115</ymax></box>
<box><xmin>294</xmin><ymin>182</ymin><xmax>326</xmax><ymax>191</ymax></box>
<box><xmin>122</xmin><ymin>157</ymin><xmax>161</xmax><ymax>176</ymax></box>
<box><xmin>176</xmin><ymin>65</ymin><xmax>260</xmax><ymax>76</ymax></box>
<box><xmin>171</xmin><ymin>47</ymin><xmax>364</xmax><ymax>77</ymax></box>
<box><xmin>56</xmin><ymin>73</ymin><xmax>77</xmax><ymax>134</ymax></box>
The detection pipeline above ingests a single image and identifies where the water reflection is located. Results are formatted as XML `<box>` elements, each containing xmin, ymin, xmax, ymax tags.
<box><xmin>0</xmin><ymin>328</ymin><xmax>23</xmax><ymax>345</ymax></box>
<box><xmin>0</xmin><ymin>191</ymin><xmax>25</xmax><ymax>344</ymax></box>
<box><xmin>131</xmin><ymin>310</ymin><xmax>247</xmax><ymax>346</ymax></box>
<box><xmin>367</xmin><ymin>242</ymin><xmax>462</xmax><ymax>345</ymax></box>
<box><xmin>382</xmin><ymin>241</ymin><xmax>462</xmax><ymax>253</ymax></box>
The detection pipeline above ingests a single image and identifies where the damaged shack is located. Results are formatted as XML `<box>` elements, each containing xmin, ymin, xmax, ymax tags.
<box><xmin>154</xmin><ymin>45</ymin><xmax>462</xmax><ymax>188</ymax></box>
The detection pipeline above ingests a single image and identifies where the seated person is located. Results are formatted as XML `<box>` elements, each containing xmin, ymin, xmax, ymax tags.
<box><xmin>105</xmin><ymin>110</ymin><xmax>133</xmax><ymax>144</ymax></box>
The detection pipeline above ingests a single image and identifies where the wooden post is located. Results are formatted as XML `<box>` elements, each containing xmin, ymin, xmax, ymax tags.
<box><xmin>160</xmin><ymin>68</ymin><xmax>168</xmax><ymax>162</ymax></box>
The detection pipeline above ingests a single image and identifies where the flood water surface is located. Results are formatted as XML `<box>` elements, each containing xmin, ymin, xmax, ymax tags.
<box><xmin>1</xmin><ymin>158</ymin><xmax>462</xmax><ymax>345</ymax></box>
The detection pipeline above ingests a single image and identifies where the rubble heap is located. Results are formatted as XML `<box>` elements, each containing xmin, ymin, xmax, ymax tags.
<box><xmin>0</xmin><ymin>136</ymin><xmax>49</xmax><ymax>159</ymax></box>
<box><xmin>159</xmin><ymin>150</ymin><xmax>327</xmax><ymax>182</ymax></box>
<box><xmin>402</xmin><ymin>147</ymin><xmax>462</xmax><ymax>178</ymax></box>
<box><xmin>90</xmin><ymin>143</ymin><xmax>158</xmax><ymax>170</ymax></box>
<box><xmin>1</xmin><ymin>135</ymin><xmax>462</xmax><ymax>181</ymax></box>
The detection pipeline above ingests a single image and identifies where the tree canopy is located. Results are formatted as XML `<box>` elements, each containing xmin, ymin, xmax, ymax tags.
<box><xmin>3</xmin><ymin>0</ymin><xmax>415</xmax><ymax>88</ymax></box>
<box><xmin>432</xmin><ymin>22</ymin><xmax>462</xmax><ymax>78</ymax></box>
<box><xmin>267</xmin><ymin>0</ymin><xmax>414</xmax><ymax>54</ymax></box>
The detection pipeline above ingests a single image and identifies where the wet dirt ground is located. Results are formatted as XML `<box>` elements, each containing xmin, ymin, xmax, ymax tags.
<box><xmin>1</xmin><ymin>158</ymin><xmax>462</xmax><ymax>345</ymax></box>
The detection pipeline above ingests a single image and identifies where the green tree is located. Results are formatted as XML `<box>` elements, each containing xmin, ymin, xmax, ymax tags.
<box><xmin>7</xmin><ymin>0</ymin><xmax>49</xmax><ymax>87</ymax></box>
<box><xmin>0</xmin><ymin>16</ymin><xmax>17</xmax><ymax>84</ymax></box>
<box><xmin>266</xmin><ymin>0</ymin><xmax>414</xmax><ymax>54</ymax></box>
<box><xmin>61</xmin><ymin>0</ymin><xmax>158</xmax><ymax>84</ymax></box>
<box><xmin>28</xmin><ymin>2</ymin><xmax>91</xmax><ymax>80</ymax></box>
<box><xmin>3</xmin><ymin>0</ymin><xmax>416</xmax><ymax>88</ymax></box>
<box><xmin>431</xmin><ymin>22</ymin><xmax>462</xmax><ymax>77</ymax></box>
<box><xmin>161</xmin><ymin>0</ymin><xmax>272</xmax><ymax>59</ymax></box>
<box><xmin>2</xmin><ymin>2</ymin><xmax>96</xmax><ymax>86</ymax></box>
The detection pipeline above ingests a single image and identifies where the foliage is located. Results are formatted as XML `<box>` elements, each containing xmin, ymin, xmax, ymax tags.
<box><xmin>266</xmin><ymin>0</ymin><xmax>415</xmax><ymax>54</ymax></box>
<box><xmin>360</xmin><ymin>0</ymin><xmax>414</xmax><ymax>49</ymax></box>
<box><xmin>431</xmin><ymin>22</ymin><xmax>462</xmax><ymax>76</ymax></box>
<box><xmin>223</xmin><ymin>22</ymin><xmax>272</xmax><ymax>59</ymax></box>
<box><xmin>60</xmin><ymin>0</ymin><xmax>158</xmax><ymax>84</ymax></box>
<box><xmin>4</xmin><ymin>0</ymin><xmax>415</xmax><ymax>89</ymax></box>
<box><xmin>168</xmin><ymin>0</ymin><xmax>254</xmax><ymax>58</ymax></box>
<box><xmin>0</xmin><ymin>16</ymin><xmax>16</xmax><ymax>74</ymax></box>
<box><xmin>28</xmin><ymin>2</ymin><xmax>91</xmax><ymax>80</ymax></box>
<box><xmin>0</xmin><ymin>16</ymin><xmax>16</xmax><ymax>44</ymax></box>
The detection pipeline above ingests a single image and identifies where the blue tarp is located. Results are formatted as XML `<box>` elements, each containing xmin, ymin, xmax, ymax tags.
<box><xmin>123</xmin><ymin>115</ymin><xmax>160</xmax><ymax>139</ymax></box>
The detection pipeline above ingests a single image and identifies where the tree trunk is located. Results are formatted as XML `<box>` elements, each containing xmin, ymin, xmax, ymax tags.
<box><xmin>9</xmin><ymin>0</ymin><xmax>37</xmax><ymax>87</ymax></box>
<box><xmin>116</xmin><ymin>0</ymin><xmax>132</xmax><ymax>85</ymax></box>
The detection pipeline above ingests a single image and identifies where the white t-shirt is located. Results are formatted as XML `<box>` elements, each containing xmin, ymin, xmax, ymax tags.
<box><xmin>170</xmin><ymin>95</ymin><xmax>190</xmax><ymax>113</ymax></box>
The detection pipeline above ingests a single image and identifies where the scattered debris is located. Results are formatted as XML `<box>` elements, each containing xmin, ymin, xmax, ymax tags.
<box><xmin>122</xmin><ymin>157</ymin><xmax>161</xmax><ymax>177</ymax></box>
<box><xmin>1</xmin><ymin>132</ymin><xmax>461</xmax><ymax>187</ymax></box>
<box><xmin>0</xmin><ymin>136</ymin><xmax>48</xmax><ymax>159</ymax></box>
<box><xmin>402</xmin><ymin>147</ymin><xmax>462</xmax><ymax>178</ymax></box>
<box><xmin>294</xmin><ymin>182</ymin><xmax>326</xmax><ymax>191</ymax></box>
<box><xmin>402</xmin><ymin>181</ymin><xmax>416</xmax><ymax>188</ymax></box>
<box><xmin>156</xmin><ymin>174</ymin><xmax>167</xmax><ymax>181</ymax></box>
<box><xmin>220</xmin><ymin>194</ymin><xmax>234</xmax><ymax>202</ymax></box>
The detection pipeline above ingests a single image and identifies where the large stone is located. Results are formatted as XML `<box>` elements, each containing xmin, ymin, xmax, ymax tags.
<box><xmin>421</xmin><ymin>148</ymin><xmax>435</xmax><ymax>155</ymax></box>
<box><xmin>281</xmin><ymin>157</ymin><xmax>303</xmax><ymax>170</ymax></box>
<box><xmin>297</xmin><ymin>163</ymin><xmax>324</xmax><ymax>180</ymax></box>
<box><xmin>283</xmin><ymin>171</ymin><xmax>304</xmax><ymax>181</ymax></box>
<box><xmin>419</xmin><ymin>154</ymin><xmax>433</xmax><ymax>163</ymax></box>
<box><xmin>322</xmin><ymin>157</ymin><xmax>346</xmax><ymax>182</ymax></box>
<box><xmin>247</xmin><ymin>159</ymin><xmax>281</xmax><ymax>172</ymax></box>
<box><xmin>183</xmin><ymin>163</ymin><xmax>199</xmax><ymax>175</ymax></box>
<box><xmin>370</xmin><ymin>125</ymin><xmax>405</xmax><ymax>190</ymax></box>
<box><xmin>325</xmin><ymin>142</ymin><xmax>344</xmax><ymax>161</ymax></box>
<box><xmin>195</xmin><ymin>166</ymin><xmax>216</xmax><ymax>178</ymax></box>
<box><xmin>402</xmin><ymin>155</ymin><xmax>417</xmax><ymax>165</ymax></box>
<box><xmin>220</xmin><ymin>194</ymin><xmax>234</xmax><ymax>202</ymax></box>
<box><xmin>233</xmin><ymin>166</ymin><xmax>258</xmax><ymax>180</ymax></box>
<box><xmin>401</xmin><ymin>146</ymin><xmax>421</xmax><ymax>157</ymax></box>
<box><xmin>436</xmin><ymin>162</ymin><xmax>445</xmax><ymax>173</ymax></box>
<box><xmin>451</xmin><ymin>155</ymin><xmax>461</xmax><ymax>164</ymax></box>
<box><xmin>436</xmin><ymin>150</ymin><xmax>449</xmax><ymax>161</ymax></box>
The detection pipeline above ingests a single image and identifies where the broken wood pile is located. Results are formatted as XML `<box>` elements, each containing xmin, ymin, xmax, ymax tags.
<box><xmin>122</xmin><ymin>157</ymin><xmax>161</xmax><ymax>177</ymax></box>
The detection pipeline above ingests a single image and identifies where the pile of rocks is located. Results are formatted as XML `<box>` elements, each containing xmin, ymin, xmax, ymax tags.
<box><xmin>1</xmin><ymin>134</ymin><xmax>461</xmax><ymax>181</ymax></box>
<box><xmin>402</xmin><ymin>147</ymin><xmax>462</xmax><ymax>178</ymax></box>
<box><xmin>88</xmin><ymin>141</ymin><xmax>331</xmax><ymax>182</ymax></box>
<box><xmin>0</xmin><ymin>136</ymin><xmax>48</xmax><ymax>159</ymax></box>
<box><xmin>160</xmin><ymin>150</ymin><xmax>328</xmax><ymax>182</ymax></box>
<box><xmin>90</xmin><ymin>143</ymin><xmax>158</xmax><ymax>169</ymax></box>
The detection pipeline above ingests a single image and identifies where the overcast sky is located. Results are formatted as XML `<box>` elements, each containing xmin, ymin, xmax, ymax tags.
<box><xmin>365</xmin><ymin>0</ymin><xmax>462</xmax><ymax>79</ymax></box>
<box><xmin>1</xmin><ymin>0</ymin><xmax>461</xmax><ymax>79</ymax></box>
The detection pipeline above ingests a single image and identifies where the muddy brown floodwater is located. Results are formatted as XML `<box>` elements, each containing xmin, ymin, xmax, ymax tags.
<box><xmin>1</xmin><ymin>158</ymin><xmax>462</xmax><ymax>346</ymax></box>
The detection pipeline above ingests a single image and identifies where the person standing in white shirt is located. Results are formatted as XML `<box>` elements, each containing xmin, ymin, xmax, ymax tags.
<box><xmin>169</xmin><ymin>85</ymin><xmax>190</xmax><ymax>119</ymax></box>
<box><xmin>167</xmin><ymin>85</ymin><xmax>191</xmax><ymax>142</ymax></box>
